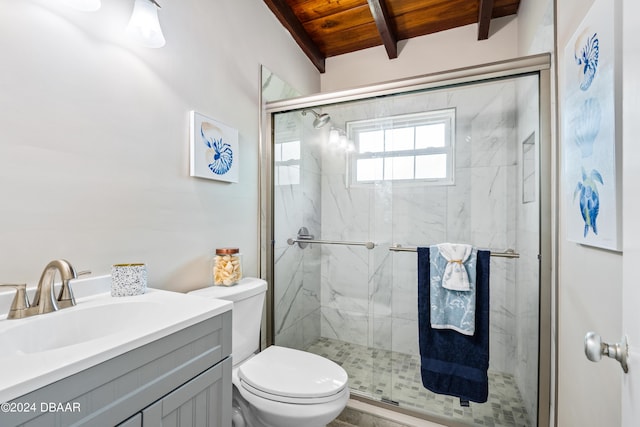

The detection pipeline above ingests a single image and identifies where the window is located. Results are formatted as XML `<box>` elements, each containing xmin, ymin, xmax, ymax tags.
<box><xmin>274</xmin><ymin>140</ymin><xmax>300</xmax><ymax>185</ymax></box>
<box><xmin>347</xmin><ymin>109</ymin><xmax>455</xmax><ymax>185</ymax></box>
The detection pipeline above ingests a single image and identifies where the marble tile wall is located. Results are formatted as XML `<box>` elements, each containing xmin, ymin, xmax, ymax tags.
<box><xmin>470</xmin><ymin>85</ymin><xmax>519</xmax><ymax>374</ymax></box>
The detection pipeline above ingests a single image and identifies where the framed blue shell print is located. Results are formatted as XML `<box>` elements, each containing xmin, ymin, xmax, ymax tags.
<box><xmin>190</xmin><ymin>111</ymin><xmax>239</xmax><ymax>183</ymax></box>
<box><xmin>562</xmin><ymin>0</ymin><xmax>621</xmax><ymax>251</ymax></box>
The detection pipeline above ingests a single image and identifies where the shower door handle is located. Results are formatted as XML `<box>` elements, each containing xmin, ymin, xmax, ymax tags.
<box><xmin>584</xmin><ymin>331</ymin><xmax>629</xmax><ymax>373</ymax></box>
<box><xmin>288</xmin><ymin>227</ymin><xmax>315</xmax><ymax>249</ymax></box>
<box><xmin>287</xmin><ymin>227</ymin><xmax>375</xmax><ymax>250</ymax></box>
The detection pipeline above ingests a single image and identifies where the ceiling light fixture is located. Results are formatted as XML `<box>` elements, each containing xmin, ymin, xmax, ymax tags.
<box><xmin>126</xmin><ymin>0</ymin><xmax>166</xmax><ymax>48</ymax></box>
<box><xmin>61</xmin><ymin>0</ymin><xmax>101</xmax><ymax>12</ymax></box>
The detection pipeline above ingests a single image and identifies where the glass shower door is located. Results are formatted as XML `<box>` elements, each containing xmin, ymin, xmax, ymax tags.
<box><xmin>271</xmin><ymin>109</ymin><xmax>323</xmax><ymax>352</ymax></box>
<box><xmin>268</xmin><ymin>67</ymin><xmax>546</xmax><ymax>427</ymax></box>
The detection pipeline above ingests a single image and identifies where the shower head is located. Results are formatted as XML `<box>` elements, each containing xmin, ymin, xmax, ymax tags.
<box><xmin>302</xmin><ymin>109</ymin><xmax>331</xmax><ymax>128</ymax></box>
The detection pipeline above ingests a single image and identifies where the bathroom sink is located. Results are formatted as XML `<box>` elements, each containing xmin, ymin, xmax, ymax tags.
<box><xmin>0</xmin><ymin>299</ymin><xmax>162</xmax><ymax>356</ymax></box>
<box><xmin>0</xmin><ymin>275</ymin><xmax>232</xmax><ymax>403</ymax></box>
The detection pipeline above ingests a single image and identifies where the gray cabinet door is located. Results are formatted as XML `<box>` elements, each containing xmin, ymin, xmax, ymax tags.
<box><xmin>142</xmin><ymin>358</ymin><xmax>232</xmax><ymax>427</ymax></box>
<box><xmin>118</xmin><ymin>414</ymin><xmax>142</xmax><ymax>427</ymax></box>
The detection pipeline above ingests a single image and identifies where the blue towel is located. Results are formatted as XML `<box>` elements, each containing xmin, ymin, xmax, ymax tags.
<box><xmin>418</xmin><ymin>247</ymin><xmax>490</xmax><ymax>404</ymax></box>
<box><xmin>429</xmin><ymin>245</ymin><xmax>478</xmax><ymax>335</ymax></box>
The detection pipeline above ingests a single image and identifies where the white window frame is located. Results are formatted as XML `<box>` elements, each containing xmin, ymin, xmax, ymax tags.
<box><xmin>274</xmin><ymin>139</ymin><xmax>301</xmax><ymax>186</ymax></box>
<box><xmin>347</xmin><ymin>109</ymin><xmax>456</xmax><ymax>187</ymax></box>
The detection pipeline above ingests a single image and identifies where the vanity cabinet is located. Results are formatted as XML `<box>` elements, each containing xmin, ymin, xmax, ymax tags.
<box><xmin>4</xmin><ymin>311</ymin><xmax>232</xmax><ymax>427</ymax></box>
<box><xmin>139</xmin><ymin>358</ymin><xmax>231</xmax><ymax>426</ymax></box>
<box><xmin>117</xmin><ymin>358</ymin><xmax>231</xmax><ymax>427</ymax></box>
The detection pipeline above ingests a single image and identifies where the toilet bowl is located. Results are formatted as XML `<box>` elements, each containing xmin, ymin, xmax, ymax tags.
<box><xmin>189</xmin><ymin>278</ymin><xmax>349</xmax><ymax>427</ymax></box>
<box><xmin>233</xmin><ymin>346</ymin><xmax>349</xmax><ymax>427</ymax></box>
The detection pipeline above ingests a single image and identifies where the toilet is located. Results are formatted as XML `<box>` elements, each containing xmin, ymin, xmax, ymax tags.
<box><xmin>189</xmin><ymin>277</ymin><xmax>349</xmax><ymax>427</ymax></box>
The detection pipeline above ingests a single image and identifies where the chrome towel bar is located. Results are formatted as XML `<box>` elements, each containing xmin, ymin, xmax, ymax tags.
<box><xmin>388</xmin><ymin>245</ymin><xmax>520</xmax><ymax>258</ymax></box>
<box><xmin>287</xmin><ymin>227</ymin><xmax>519</xmax><ymax>257</ymax></box>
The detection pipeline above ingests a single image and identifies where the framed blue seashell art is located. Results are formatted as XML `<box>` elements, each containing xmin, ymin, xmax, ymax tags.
<box><xmin>562</xmin><ymin>0</ymin><xmax>621</xmax><ymax>251</ymax></box>
<box><xmin>189</xmin><ymin>111</ymin><xmax>239</xmax><ymax>183</ymax></box>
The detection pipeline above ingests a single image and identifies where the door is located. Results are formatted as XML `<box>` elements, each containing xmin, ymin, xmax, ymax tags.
<box><xmin>621</xmin><ymin>0</ymin><xmax>640</xmax><ymax>422</ymax></box>
<box><xmin>142</xmin><ymin>359</ymin><xmax>232</xmax><ymax>427</ymax></box>
<box><xmin>586</xmin><ymin>1</ymin><xmax>640</xmax><ymax>422</ymax></box>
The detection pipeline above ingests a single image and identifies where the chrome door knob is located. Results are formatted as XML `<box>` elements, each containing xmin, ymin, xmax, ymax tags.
<box><xmin>584</xmin><ymin>331</ymin><xmax>604</xmax><ymax>362</ymax></box>
<box><xmin>584</xmin><ymin>331</ymin><xmax>629</xmax><ymax>373</ymax></box>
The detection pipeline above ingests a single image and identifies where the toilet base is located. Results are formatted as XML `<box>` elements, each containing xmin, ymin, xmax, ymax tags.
<box><xmin>232</xmin><ymin>383</ymin><xmax>349</xmax><ymax>427</ymax></box>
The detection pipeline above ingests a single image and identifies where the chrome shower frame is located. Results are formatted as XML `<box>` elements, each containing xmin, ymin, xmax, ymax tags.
<box><xmin>260</xmin><ymin>54</ymin><xmax>553</xmax><ymax>427</ymax></box>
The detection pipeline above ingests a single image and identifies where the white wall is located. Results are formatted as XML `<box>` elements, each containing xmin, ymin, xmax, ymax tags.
<box><xmin>517</xmin><ymin>0</ymin><xmax>554</xmax><ymax>55</ymax></box>
<box><xmin>556</xmin><ymin>0</ymin><xmax>623</xmax><ymax>426</ymax></box>
<box><xmin>321</xmin><ymin>16</ymin><xmax>519</xmax><ymax>92</ymax></box>
<box><xmin>0</xmin><ymin>0</ymin><xmax>319</xmax><ymax>292</ymax></box>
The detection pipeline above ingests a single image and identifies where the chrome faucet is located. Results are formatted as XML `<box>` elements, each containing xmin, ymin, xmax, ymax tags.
<box><xmin>1</xmin><ymin>260</ymin><xmax>89</xmax><ymax>319</ymax></box>
<box><xmin>32</xmin><ymin>259</ymin><xmax>78</xmax><ymax>313</ymax></box>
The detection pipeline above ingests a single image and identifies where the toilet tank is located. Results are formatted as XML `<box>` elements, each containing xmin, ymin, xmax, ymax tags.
<box><xmin>188</xmin><ymin>277</ymin><xmax>267</xmax><ymax>365</ymax></box>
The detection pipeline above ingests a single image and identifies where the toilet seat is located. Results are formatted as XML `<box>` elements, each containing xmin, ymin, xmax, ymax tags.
<box><xmin>238</xmin><ymin>346</ymin><xmax>348</xmax><ymax>405</ymax></box>
<box><xmin>239</xmin><ymin>379</ymin><xmax>350</xmax><ymax>405</ymax></box>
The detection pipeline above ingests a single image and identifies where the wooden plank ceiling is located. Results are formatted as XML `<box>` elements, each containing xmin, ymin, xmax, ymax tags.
<box><xmin>263</xmin><ymin>0</ymin><xmax>521</xmax><ymax>73</ymax></box>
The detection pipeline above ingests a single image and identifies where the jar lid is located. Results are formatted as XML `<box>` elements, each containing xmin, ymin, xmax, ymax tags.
<box><xmin>216</xmin><ymin>247</ymin><xmax>240</xmax><ymax>255</ymax></box>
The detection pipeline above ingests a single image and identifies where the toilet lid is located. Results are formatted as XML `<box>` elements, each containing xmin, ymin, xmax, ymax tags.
<box><xmin>238</xmin><ymin>346</ymin><xmax>348</xmax><ymax>400</ymax></box>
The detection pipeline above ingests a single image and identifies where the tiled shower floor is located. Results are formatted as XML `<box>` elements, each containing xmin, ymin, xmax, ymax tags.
<box><xmin>306</xmin><ymin>337</ymin><xmax>531</xmax><ymax>427</ymax></box>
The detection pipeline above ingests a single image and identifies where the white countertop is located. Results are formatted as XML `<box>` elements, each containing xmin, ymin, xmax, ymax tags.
<box><xmin>0</xmin><ymin>275</ymin><xmax>231</xmax><ymax>403</ymax></box>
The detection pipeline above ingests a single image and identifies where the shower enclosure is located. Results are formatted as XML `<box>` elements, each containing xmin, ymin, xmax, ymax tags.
<box><xmin>261</xmin><ymin>56</ymin><xmax>552</xmax><ymax>427</ymax></box>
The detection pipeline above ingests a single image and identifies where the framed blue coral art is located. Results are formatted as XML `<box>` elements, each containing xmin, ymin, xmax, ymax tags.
<box><xmin>562</xmin><ymin>0</ymin><xmax>621</xmax><ymax>251</ymax></box>
<box><xmin>189</xmin><ymin>111</ymin><xmax>239</xmax><ymax>183</ymax></box>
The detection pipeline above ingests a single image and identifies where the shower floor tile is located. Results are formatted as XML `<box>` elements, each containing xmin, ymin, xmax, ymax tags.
<box><xmin>306</xmin><ymin>337</ymin><xmax>531</xmax><ymax>427</ymax></box>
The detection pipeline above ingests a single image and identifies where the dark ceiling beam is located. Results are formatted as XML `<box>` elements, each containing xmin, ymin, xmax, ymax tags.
<box><xmin>262</xmin><ymin>0</ymin><xmax>326</xmax><ymax>73</ymax></box>
<box><xmin>477</xmin><ymin>0</ymin><xmax>494</xmax><ymax>40</ymax></box>
<box><xmin>367</xmin><ymin>0</ymin><xmax>398</xmax><ymax>59</ymax></box>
